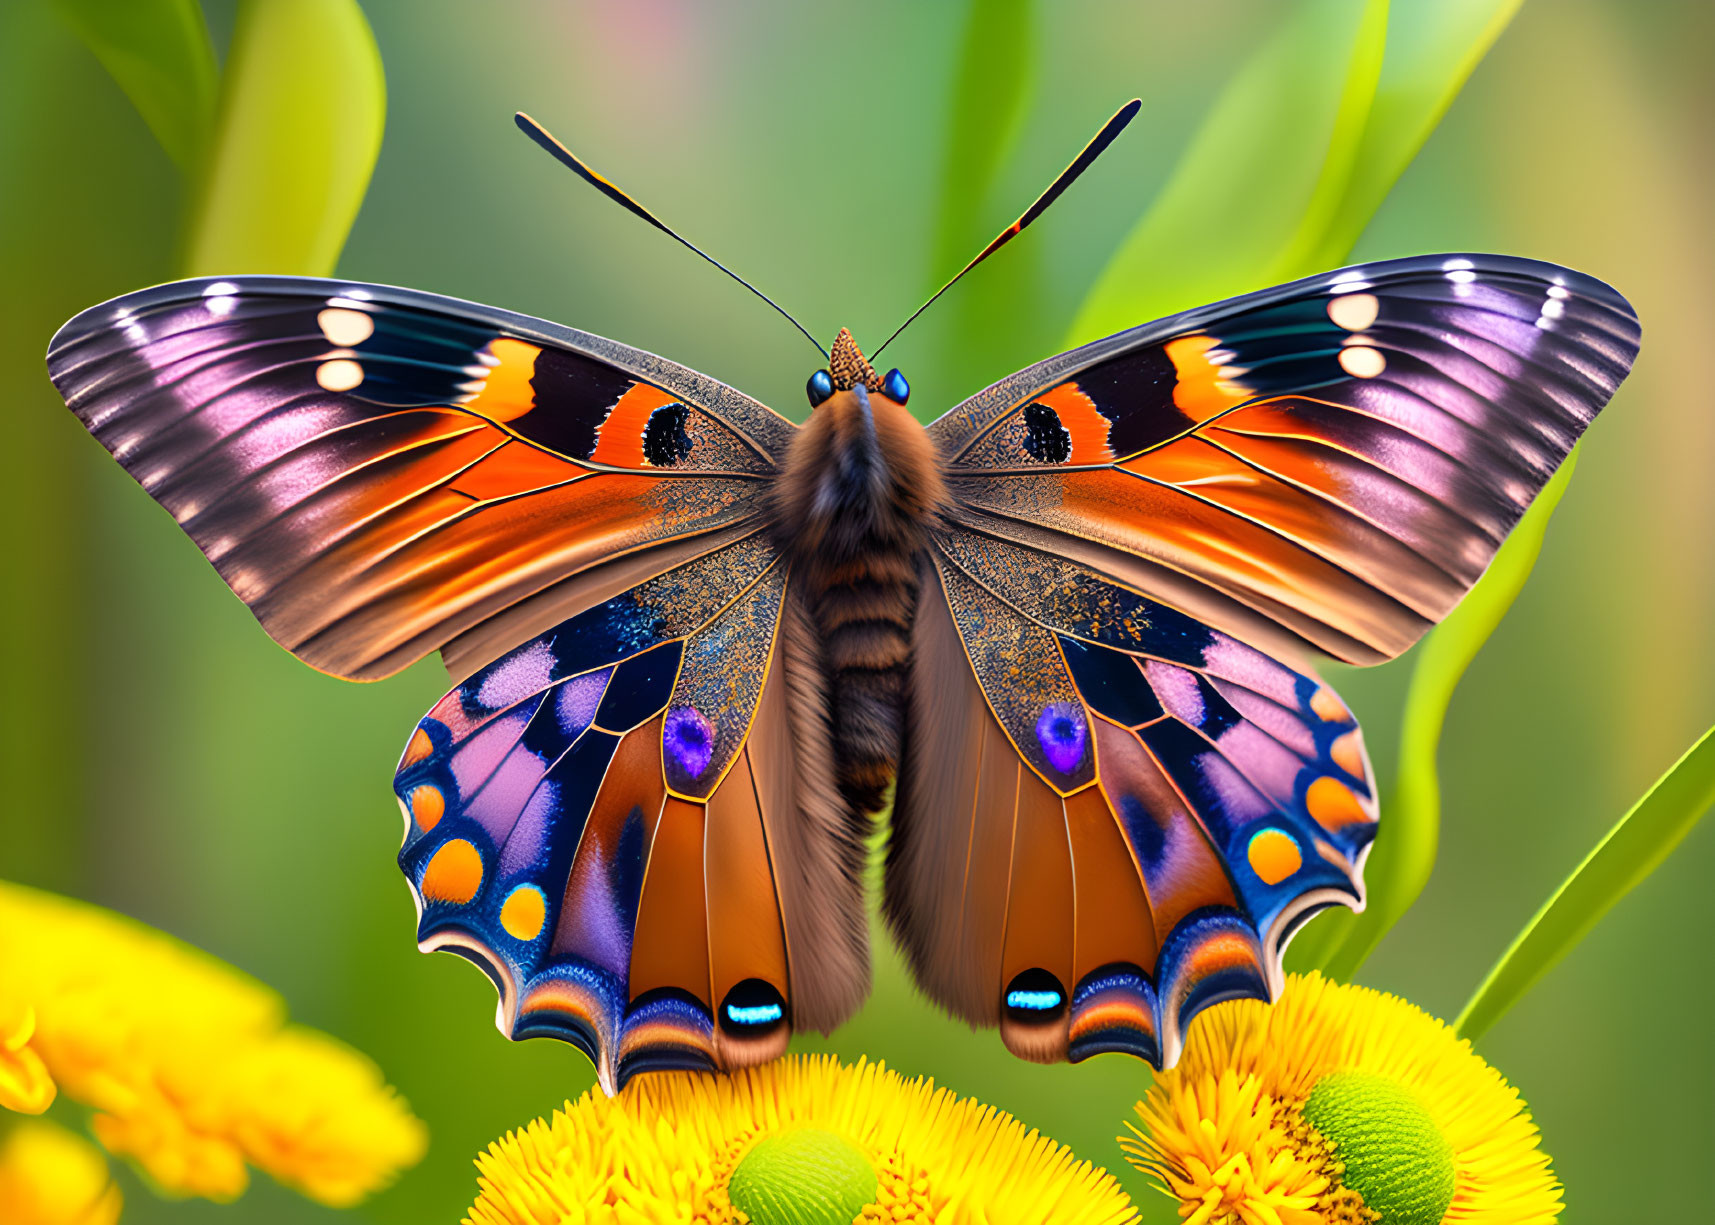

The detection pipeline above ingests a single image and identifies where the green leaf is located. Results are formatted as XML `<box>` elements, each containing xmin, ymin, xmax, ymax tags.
<box><xmin>932</xmin><ymin>0</ymin><xmax>1036</xmax><ymax>277</ymax></box>
<box><xmin>1457</xmin><ymin>723</ymin><xmax>1715</xmax><ymax>1043</ymax></box>
<box><xmin>1283</xmin><ymin>0</ymin><xmax>1526</xmax><ymax>276</ymax></box>
<box><xmin>1068</xmin><ymin>0</ymin><xmax>1527</xmax><ymax>346</ymax></box>
<box><xmin>1299</xmin><ymin>456</ymin><xmax>1579</xmax><ymax>981</ymax></box>
<box><xmin>180</xmin><ymin>0</ymin><xmax>385</xmax><ymax>277</ymax></box>
<box><xmin>922</xmin><ymin>0</ymin><xmax>1038</xmax><ymax>421</ymax></box>
<box><xmin>54</xmin><ymin>0</ymin><xmax>217</xmax><ymax>170</ymax></box>
<box><xmin>1067</xmin><ymin>0</ymin><xmax>1389</xmax><ymax>346</ymax></box>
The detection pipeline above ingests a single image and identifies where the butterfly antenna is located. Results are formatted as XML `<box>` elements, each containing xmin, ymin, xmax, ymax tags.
<box><xmin>516</xmin><ymin>112</ymin><xmax>829</xmax><ymax>360</ymax></box>
<box><xmin>870</xmin><ymin>99</ymin><xmax>1142</xmax><ymax>362</ymax></box>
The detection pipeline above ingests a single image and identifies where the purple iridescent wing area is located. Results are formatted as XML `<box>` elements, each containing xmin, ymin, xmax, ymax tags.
<box><xmin>46</xmin><ymin>276</ymin><xmax>793</xmax><ymax>681</ymax></box>
<box><xmin>931</xmin><ymin>254</ymin><xmax>1641</xmax><ymax>666</ymax></box>
<box><xmin>393</xmin><ymin>534</ymin><xmax>839</xmax><ymax>1092</ymax></box>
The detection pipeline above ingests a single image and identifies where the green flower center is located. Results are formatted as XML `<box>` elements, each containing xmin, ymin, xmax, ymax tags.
<box><xmin>728</xmin><ymin>1127</ymin><xmax>879</xmax><ymax>1225</ymax></box>
<box><xmin>1302</xmin><ymin>1071</ymin><xmax>1456</xmax><ymax>1225</ymax></box>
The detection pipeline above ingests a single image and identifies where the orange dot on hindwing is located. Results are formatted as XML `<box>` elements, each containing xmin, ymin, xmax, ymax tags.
<box><xmin>408</xmin><ymin>783</ymin><xmax>444</xmax><ymax>831</ymax></box>
<box><xmin>1247</xmin><ymin>828</ymin><xmax>1303</xmax><ymax>885</ymax></box>
<box><xmin>421</xmin><ymin>839</ymin><xmax>483</xmax><ymax>904</ymax></box>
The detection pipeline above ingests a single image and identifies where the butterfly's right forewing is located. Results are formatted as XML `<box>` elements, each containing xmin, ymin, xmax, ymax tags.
<box><xmin>394</xmin><ymin>534</ymin><xmax>864</xmax><ymax>1093</ymax></box>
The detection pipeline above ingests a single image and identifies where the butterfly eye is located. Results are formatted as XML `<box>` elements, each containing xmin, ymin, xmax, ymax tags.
<box><xmin>882</xmin><ymin>367</ymin><xmax>910</xmax><ymax>404</ymax></box>
<box><xmin>806</xmin><ymin>369</ymin><xmax>835</xmax><ymax>407</ymax></box>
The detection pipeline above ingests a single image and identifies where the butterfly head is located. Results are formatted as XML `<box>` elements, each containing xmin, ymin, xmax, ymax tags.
<box><xmin>808</xmin><ymin>328</ymin><xmax>909</xmax><ymax>408</ymax></box>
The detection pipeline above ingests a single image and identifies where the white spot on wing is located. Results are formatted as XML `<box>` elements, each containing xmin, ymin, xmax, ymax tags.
<box><xmin>318</xmin><ymin>307</ymin><xmax>374</xmax><ymax>346</ymax></box>
<box><xmin>1339</xmin><ymin>346</ymin><xmax>1386</xmax><ymax>378</ymax></box>
<box><xmin>1327</xmin><ymin>293</ymin><xmax>1380</xmax><ymax>331</ymax></box>
<box><xmin>316</xmin><ymin>358</ymin><xmax>364</xmax><ymax>391</ymax></box>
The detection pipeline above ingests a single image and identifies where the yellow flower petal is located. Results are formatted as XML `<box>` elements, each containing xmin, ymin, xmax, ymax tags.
<box><xmin>0</xmin><ymin>1000</ymin><xmax>56</xmax><ymax>1114</ymax></box>
<box><xmin>0</xmin><ymin>880</ymin><xmax>426</xmax><ymax>1205</ymax></box>
<box><xmin>1124</xmin><ymin>972</ymin><xmax>1562</xmax><ymax>1225</ymax></box>
<box><xmin>0</xmin><ymin>1118</ymin><xmax>122</xmax><ymax>1225</ymax></box>
<box><xmin>467</xmin><ymin>1054</ymin><xmax>1139</xmax><ymax>1225</ymax></box>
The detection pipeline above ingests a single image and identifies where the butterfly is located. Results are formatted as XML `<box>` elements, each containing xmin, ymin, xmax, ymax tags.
<box><xmin>45</xmin><ymin>103</ymin><xmax>1639</xmax><ymax>1094</ymax></box>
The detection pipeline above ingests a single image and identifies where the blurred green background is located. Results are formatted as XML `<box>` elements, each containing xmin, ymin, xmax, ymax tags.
<box><xmin>3</xmin><ymin>1</ymin><xmax>1712</xmax><ymax>1220</ymax></box>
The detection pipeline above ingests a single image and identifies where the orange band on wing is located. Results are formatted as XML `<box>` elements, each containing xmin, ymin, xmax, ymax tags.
<box><xmin>464</xmin><ymin>337</ymin><xmax>542</xmax><ymax>424</ymax></box>
<box><xmin>449</xmin><ymin>438</ymin><xmax>583</xmax><ymax>500</ymax></box>
<box><xmin>1034</xmin><ymin>382</ymin><xmax>1116</xmax><ymax>463</ymax></box>
<box><xmin>519</xmin><ymin>977</ymin><xmax>607</xmax><ymax>1035</ymax></box>
<box><xmin>1176</xmin><ymin>927</ymin><xmax>1260</xmax><ymax>979</ymax></box>
<box><xmin>587</xmin><ymin>383</ymin><xmax>680</xmax><ymax>468</ymax></box>
<box><xmin>1069</xmin><ymin>995</ymin><xmax>1155</xmax><ymax>1045</ymax></box>
<box><xmin>1165</xmin><ymin>334</ymin><xmax>1251</xmax><ymax>421</ymax></box>
<box><xmin>629</xmin><ymin>797</ymin><xmax>712</xmax><ymax>1006</ymax></box>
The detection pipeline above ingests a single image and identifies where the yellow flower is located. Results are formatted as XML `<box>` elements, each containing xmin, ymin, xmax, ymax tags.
<box><xmin>0</xmin><ymin>880</ymin><xmax>427</xmax><ymax>1208</ymax></box>
<box><xmin>1123</xmin><ymin>973</ymin><xmax>1560</xmax><ymax>1225</ymax></box>
<box><xmin>0</xmin><ymin>1118</ymin><xmax>122</xmax><ymax>1225</ymax></box>
<box><xmin>466</xmin><ymin>1054</ymin><xmax>1139</xmax><ymax>1225</ymax></box>
<box><xmin>0</xmin><ymin>998</ymin><xmax>55</xmax><ymax>1115</ymax></box>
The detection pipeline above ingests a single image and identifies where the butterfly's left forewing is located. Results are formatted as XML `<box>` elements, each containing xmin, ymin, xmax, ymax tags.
<box><xmin>931</xmin><ymin>254</ymin><xmax>1640</xmax><ymax>666</ymax></box>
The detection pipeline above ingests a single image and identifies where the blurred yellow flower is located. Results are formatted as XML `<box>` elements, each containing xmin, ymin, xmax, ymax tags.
<box><xmin>0</xmin><ymin>1118</ymin><xmax>122</xmax><ymax>1225</ymax></box>
<box><xmin>0</xmin><ymin>880</ymin><xmax>426</xmax><ymax>1208</ymax></box>
<box><xmin>0</xmin><ymin>998</ymin><xmax>55</xmax><ymax>1115</ymax></box>
<box><xmin>467</xmin><ymin>1053</ymin><xmax>1139</xmax><ymax>1225</ymax></box>
<box><xmin>1124</xmin><ymin>972</ymin><xmax>1560</xmax><ymax>1225</ymax></box>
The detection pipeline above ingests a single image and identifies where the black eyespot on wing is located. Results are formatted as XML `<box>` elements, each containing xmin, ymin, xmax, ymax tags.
<box><xmin>1022</xmin><ymin>401</ymin><xmax>1073</xmax><ymax>463</ymax></box>
<box><xmin>720</xmin><ymin>978</ymin><xmax>788</xmax><ymax>1036</ymax></box>
<box><xmin>1004</xmin><ymin>968</ymin><xmax>1068</xmax><ymax>1023</ymax></box>
<box><xmin>641</xmin><ymin>401</ymin><xmax>693</xmax><ymax>466</ymax></box>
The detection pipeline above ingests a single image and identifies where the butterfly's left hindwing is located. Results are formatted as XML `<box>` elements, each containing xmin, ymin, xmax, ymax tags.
<box><xmin>394</xmin><ymin>535</ymin><xmax>860</xmax><ymax>1091</ymax></box>
<box><xmin>889</xmin><ymin>539</ymin><xmax>1374</xmax><ymax>1068</ymax></box>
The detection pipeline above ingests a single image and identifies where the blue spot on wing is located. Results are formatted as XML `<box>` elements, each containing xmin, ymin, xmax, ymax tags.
<box><xmin>1007</xmin><ymin>989</ymin><xmax>1063</xmax><ymax>1011</ymax></box>
<box><xmin>726</xmin><ymin>1002</ymin><xmax>784</xmax><ymax>1026</ymax></box>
